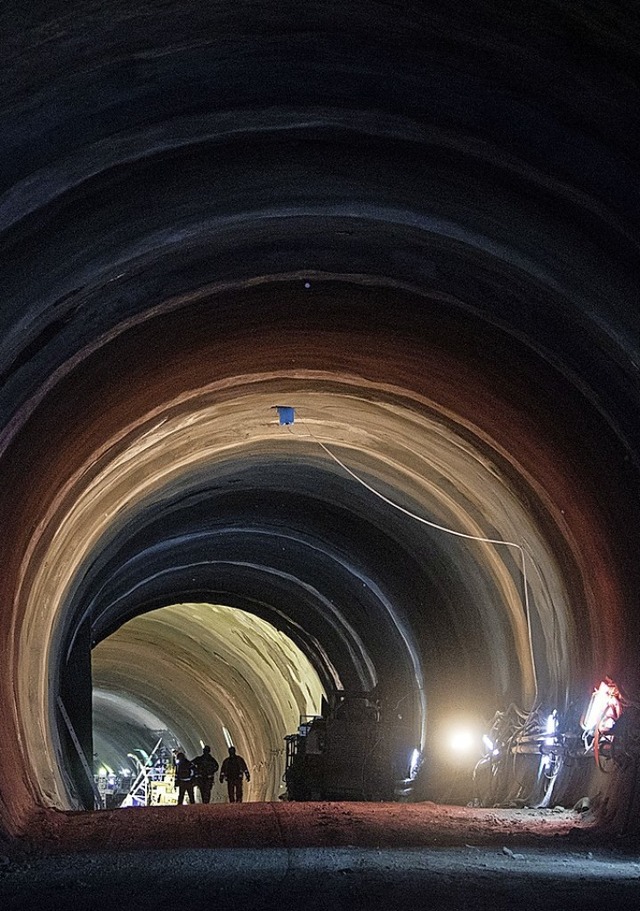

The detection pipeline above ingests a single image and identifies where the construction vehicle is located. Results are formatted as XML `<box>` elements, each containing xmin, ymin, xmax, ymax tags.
<box><xmin>283</xmin><ymin>690</ymin><xmax>417</xmax><ymax>801</ymax></box>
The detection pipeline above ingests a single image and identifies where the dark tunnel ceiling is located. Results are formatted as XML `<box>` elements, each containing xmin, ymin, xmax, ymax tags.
<box><xmin>0</xmin><ymin>0</ymin><xmax>639</xmax><ymax>827</ymax></box>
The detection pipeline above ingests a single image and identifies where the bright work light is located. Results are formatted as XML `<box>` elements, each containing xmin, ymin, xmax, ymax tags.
<box><xmin>582</xmin><ymin>680</ymin><xmax>618</xmax><ymax>732</ymax></box>
<box><xmin>449</xmin><ymin>728</ymin><xmax>475</xmax><ymax>755</ymax></box>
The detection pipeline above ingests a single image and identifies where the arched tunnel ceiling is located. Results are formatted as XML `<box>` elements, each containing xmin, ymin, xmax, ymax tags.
<box><xmin>0</xmin><ymin>1</ymin><xmax>640</xmax><ymax>835</ymax></box>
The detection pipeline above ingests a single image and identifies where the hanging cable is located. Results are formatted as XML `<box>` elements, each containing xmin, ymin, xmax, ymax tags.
<box><xmin>286</xmin><ymin>416</ymin><xmax>539</xmax><ymax>702</ymax></box>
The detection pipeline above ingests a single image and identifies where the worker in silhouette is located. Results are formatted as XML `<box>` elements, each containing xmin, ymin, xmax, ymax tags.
<box><xmin>192</xmin><ymin>745</ymin><xmax>219</xmax><ymax>804</ymax></box>
<box><xmin>174</xmin><ymin>751</ymin><xmax>196</xmax><ymax>805</ymax></box>
<box><xmin>219</xmin><ymin>745</ymin><xmax>250</xmax><ymax>803</ymax></box>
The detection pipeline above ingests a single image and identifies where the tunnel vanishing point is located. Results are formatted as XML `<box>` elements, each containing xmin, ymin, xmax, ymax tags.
<box><xmin>1</xmin><ymin>0</ymin><xmax>640</xmax><ymax>843</ymax></box>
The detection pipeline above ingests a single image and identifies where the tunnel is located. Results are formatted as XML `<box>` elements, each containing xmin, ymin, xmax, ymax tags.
<box><xmin>1</xmin><ymin>0</ymin><xmax>640</xmax><ymax>867</ymax></box>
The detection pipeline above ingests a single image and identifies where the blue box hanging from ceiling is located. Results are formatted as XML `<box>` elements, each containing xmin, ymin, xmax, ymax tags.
<box><xmin>276</xmin><ymin>406</ymin><xmax>295</xmax><ymax>425</ymax></box>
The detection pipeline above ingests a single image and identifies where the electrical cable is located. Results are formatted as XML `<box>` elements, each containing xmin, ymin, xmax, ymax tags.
<box><xmin>286</xmin><ymin>416</ymin><xmax>539</xmax><ymax>702</ymax></box>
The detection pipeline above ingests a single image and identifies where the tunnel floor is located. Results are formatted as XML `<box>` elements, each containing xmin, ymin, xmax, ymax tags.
<box><xmin>5</xmin><ymin>802</ymin><xmax>640</xmax><ymax>910</ymax></box>
<box><xmin>26</xmin><ymin>801</ymin><xmax>588</xmax><ymax>852</ymax></box>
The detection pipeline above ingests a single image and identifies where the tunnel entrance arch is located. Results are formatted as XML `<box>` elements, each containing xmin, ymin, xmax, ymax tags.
<box><xmin>57</xmin><ymin>577</ymin><xmax>425</xmax><ymax>810</ymax></box>
<box><xmin>90</xmin><ymin>602</ymin><xmax>328</xmax><ymax>807</ymax></box>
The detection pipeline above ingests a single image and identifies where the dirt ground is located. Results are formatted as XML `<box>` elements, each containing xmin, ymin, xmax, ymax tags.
<box><xmin>2</xmin><ymin>802</ymin><xmax>639</xmax><ymax>910</ymax></box>
<box><xmin>27</xmin><ymin>800</ymin><xmax>591</xmax><ymax>851</ymax></box>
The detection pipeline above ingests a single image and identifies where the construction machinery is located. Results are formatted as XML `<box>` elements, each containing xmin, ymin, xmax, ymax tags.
<box><xmin>284</xmin><ymin>690</ymin><xmax>417</xmax><ymax>801</ymax></box>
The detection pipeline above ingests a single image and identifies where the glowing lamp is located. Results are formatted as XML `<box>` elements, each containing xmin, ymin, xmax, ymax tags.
<box><xmin>545</xmin><ymin>710</ymin><xmax>558</xmax><ymax>746</ymax></box>
<box><xmin>582</xmin><ymin>680</ymin><xmax>618</xmax><ymax>732</ymax></box>
<box><xmin>449</xmin><ymin>729</ymin><xmax>475</xmax><ymax>754</ymax></box>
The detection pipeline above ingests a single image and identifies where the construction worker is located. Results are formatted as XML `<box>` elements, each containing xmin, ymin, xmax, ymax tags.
<box><xmin>174</xmin><ymin>751</ymin><xmax>196</xmax><ymax>805</ymax></box>
<box><xmin>219</xmin><ymin>746</ymin><xmax>250</xmax><ymax>803</ymax></box>
<box><xmin>192</xmin><ymin>745</ymin><xmax>219</xmax><ymax>804</ymax></box>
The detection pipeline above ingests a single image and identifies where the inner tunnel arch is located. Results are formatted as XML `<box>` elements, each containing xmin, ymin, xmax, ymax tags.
<box><xmin>8</xmin><ymin>356</ymin><xmax>612</xmax><ymax>815</ymax></box>
<box><xmin>0</xmin><ymin>268</ymin><xmax>635</xmax><ymax>833</ymax></box>
<box><xmin>90</xmin><ymin>601</ymin><xmax>328</xmax><ymax>805</ymax></box>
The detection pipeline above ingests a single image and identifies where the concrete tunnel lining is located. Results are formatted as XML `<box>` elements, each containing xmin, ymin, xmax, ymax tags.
<box><xmin>5</xmin><ymin>368</ymin><xmax>621</xmax><ymax>821</ymax></box>
<box><xmin>1</xmin><ymin>0</ymin><xmax>640</xmax><ymax>848</ymax></box>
